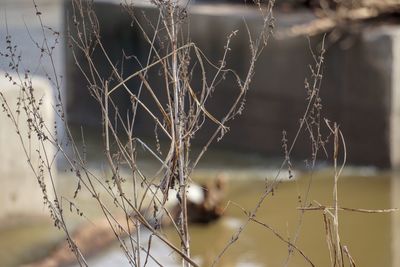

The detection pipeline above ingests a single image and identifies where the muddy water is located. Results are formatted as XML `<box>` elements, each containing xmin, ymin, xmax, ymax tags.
<box><xmin>184</xmin><ymin>174</ymin><xmax>394</xmax><ymax>267</ymax></box>
<box><xmin>72</xmin><ymin>171</ymin><xmax>397</xmax><ymax>267</ymax></box>
<box><xmin>0</xmin><ymin>170</ymin><xmax>397</xmax><ymax>267</ymax></box>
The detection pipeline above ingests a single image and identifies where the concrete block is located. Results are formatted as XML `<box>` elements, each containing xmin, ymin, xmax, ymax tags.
<box><xmin>390</xmin><ymin>28</ymin><xmax>400</xmax><ymax>168</ymax></box>
<box><xmin>0</xmin><ymin>72</ymin><xmax>56</xmax><ymax>218</ymax></box>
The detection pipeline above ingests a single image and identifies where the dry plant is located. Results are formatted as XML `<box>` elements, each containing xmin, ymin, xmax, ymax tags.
<box><xmin>210</xmin><ymin>33</ymin><xmax>398</xmax><ymax>267</ymax></box>
<box><xmin>211</xmin><ymin>35</ymin><xmax>329</xmax><ymax>267</ymax></box>
<box><xmin>297</xmin><ymin>120</ymin><xmax>398</xmax><ymax>267</ymax></box>
<box><xmin>1</xmin><ymin>0</ymin><xmax>276</xmax><ymax>266</ymax></box>
<box><xmin>1</xmin><ymin>0</ymin><xmax>397</xmax><ymax>267</ymax></box>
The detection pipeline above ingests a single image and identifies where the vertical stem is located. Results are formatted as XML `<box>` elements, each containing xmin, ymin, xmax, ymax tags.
<box><xmin>333</xmin><ymin>123</ymin><xmax>342</xmax><ymax>266</ymax></box>
<box><xmin>104</xmin><ymin>82</ymin><xmax>123</xmax><ymax>194</ymax></box>
<box><xmin>170</xmin><ymin>4</ymin><xmax>190</xmax><ymax>266</ymax></box>
<box><xmin>129</xmin><ymin>134</ymin><xmax>141</xmax><ymax>266</ymax></box>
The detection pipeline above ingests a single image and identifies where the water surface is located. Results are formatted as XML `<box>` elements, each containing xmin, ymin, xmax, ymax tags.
<box><xmin>72</xmin><ymin>171</ymin><xmax>397</xmax><ymax>267</ymax></box>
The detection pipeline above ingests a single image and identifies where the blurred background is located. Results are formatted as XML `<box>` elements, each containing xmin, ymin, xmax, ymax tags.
<box><xmin>0</xmin><ymin>0</ymin><xmax>400</xmax><ymax>266</ymax></box>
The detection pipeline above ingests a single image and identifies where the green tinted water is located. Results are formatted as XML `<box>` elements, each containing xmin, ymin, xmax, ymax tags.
<box><xmin>183</xmin><ymin>173</ymin><xmax>395</xmax><ymax>267</ymax></box>
<box><xmin>1</xmin><ymin>170</ymin><xmax>398</xmax><ymax>267</ymax></box>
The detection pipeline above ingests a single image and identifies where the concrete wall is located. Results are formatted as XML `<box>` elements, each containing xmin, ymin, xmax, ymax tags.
<box><xmin>64</xmin><ymin>1</ymin><xmax>400</xmax><ymax>168</ymax></box>
<box><xmin>391</xmin><ymin>28</ymin><xmax>400</xmax><ymax>168</ymax></box>
<box><xmin>0</xmin><ymin>73</ymin><xmax>56</xmax><ymax>218</ymax></box>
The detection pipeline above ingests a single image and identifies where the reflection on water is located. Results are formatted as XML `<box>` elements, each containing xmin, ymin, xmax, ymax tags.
<box><xmin>0</xmin><ymin>170</ymin><xmax>398</xmax><ymax>267</ymax></box>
